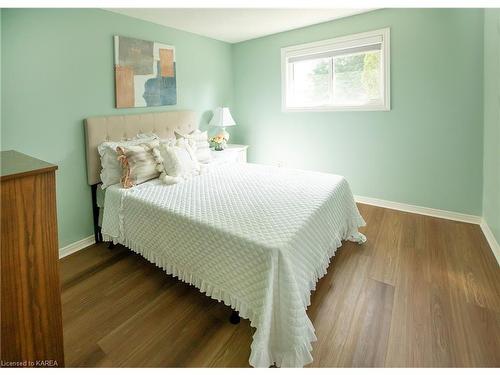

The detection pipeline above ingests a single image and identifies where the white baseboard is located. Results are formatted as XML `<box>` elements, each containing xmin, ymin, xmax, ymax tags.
<box><xmin>480</xmin><ymin>219</ymin><xmax>500</xmax><ymax>266</ymax></box>
<box><xmin>59</xmin><ymin>235</ymin><xmax>95</xmax><ymax>259</ymax></box>
<box><xmin>354</xmin><ymin>195</ymin><xmax>482</xmax><ymax>224</ymax></box>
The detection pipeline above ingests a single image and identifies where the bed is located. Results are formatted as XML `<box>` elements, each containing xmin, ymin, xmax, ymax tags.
<box><xmin>84</xmin><ymin>110</ymin><xmax>366</xmax><ymax>368</ymax></box>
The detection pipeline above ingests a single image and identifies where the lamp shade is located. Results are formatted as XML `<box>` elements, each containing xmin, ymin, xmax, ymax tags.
<box><xmin>209</xmin><ymin>107</ymin><xmax>236</xmax><ymax>127</ymax></box>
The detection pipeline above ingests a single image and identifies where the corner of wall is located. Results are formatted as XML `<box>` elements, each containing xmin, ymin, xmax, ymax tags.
<box><xmin>481</xmin><ymin>9</ymin><xmax>500</xmax><ymax>252</ymax></box>
<box><xmin>1</xmin><ymin>8</ymin><xmax>3</xmax><ymax>146</ymax></box>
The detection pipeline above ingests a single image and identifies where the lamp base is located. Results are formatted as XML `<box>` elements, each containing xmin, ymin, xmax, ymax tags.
<box><xmin>217</xmin><ymin>127</ymin><xmax>230</xmax><ymax>142</ymax></box>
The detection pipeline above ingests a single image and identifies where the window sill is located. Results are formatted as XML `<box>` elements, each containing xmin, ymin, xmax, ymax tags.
<box><xmin>281</xmin><ymin>104</ymin><xmax>391</xmax><ymax>113</ymax></box>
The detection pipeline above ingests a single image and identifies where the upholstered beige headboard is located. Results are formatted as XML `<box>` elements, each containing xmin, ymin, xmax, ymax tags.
<box><xmin>84</xmin><ymin>110</ymin><xmax>198</xmax><ymax>185</ymax></box>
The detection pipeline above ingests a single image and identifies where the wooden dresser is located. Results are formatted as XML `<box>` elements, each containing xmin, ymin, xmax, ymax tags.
<box><xmin>1</xmin><ymin>150</ymin><xmax>64</xmax><ymax>367</ymax></box>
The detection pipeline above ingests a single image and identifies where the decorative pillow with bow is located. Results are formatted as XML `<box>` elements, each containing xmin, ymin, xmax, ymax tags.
<box><xmin>116</xmin><ymin>140</ymin><xmax>162</xmax><ymax>188</ymax></box>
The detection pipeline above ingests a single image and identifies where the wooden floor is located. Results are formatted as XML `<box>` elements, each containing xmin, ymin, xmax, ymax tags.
<box><xmin>60</xmin><ymin>204</ymin><xmax>500</xmax><ymax>367</ymax></box>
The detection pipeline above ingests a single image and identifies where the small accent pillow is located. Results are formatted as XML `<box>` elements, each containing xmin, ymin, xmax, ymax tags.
<box><xmin>116</xmin><ymin>140</ymin><xmax>162</xmax><ymax>188</ymax></box>
<box><xmin>175</xmin><ymin>129</ymin><xmax>212</xmax><ymax>163</ymax></box>
<box><xmin>98</xmin><ymin>135</ymin><xmax>158</xmax><ymax>188</ymax></box>
<box><xmin>158</xmin><ymin>139</ymin><xmax>200</xmax><ymax>185</ymax></box>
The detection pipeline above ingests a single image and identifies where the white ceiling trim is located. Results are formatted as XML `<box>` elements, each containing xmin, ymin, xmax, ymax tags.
<box><xmin>105</xmin><ymin>8</ymin><xmax>376</xmax><ymax>43</ymax></box>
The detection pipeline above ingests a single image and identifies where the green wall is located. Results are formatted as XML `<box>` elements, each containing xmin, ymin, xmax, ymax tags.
<box><xmin>483</xmin><ymin>9</ymin><xmax>500</xmax><ymax>244</ymax></box>
<box><xmin>1</xmin><ymin>8</ymin><xmax>494</xmax><ymax>248</ymax></box>
<box><xmin>1</xmin><ymin>9</ymin><xmax>233</xmax><ymax>247</ymax></box>
<box><xmin>231</xmin><ymin>8</ymin><xmax>484</xmax><ymax>215</ymax></box>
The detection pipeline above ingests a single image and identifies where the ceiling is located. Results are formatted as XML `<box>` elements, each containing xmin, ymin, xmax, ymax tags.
<box><xmin>106</xmin><ymin>9</ymin><xmax>375</xmax><ymax>43</ymax></box>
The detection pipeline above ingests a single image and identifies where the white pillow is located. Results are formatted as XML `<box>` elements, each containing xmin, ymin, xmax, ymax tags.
<box><xmin>158</xmin><ymin>139</ymin><xmax>200</xmax><ymax>184</ymax></box>
<box><xmin>98</xmin><ymin>136</ymin><xmax>157</xmax><ymax>188</ymax></box>
<box><xmin>175</xmin><ymin>129</ymin><xmax>212</xmax><ymax>163</ymax></box>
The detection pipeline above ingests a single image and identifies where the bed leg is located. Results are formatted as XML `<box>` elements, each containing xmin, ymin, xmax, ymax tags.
<box><xmin>229</xmin><ymin>310</ymin><xmax>240</xmax><ymax>324</ymax></box>
<box><xmin>91</xmin><ymin>184</ymin><xmax>102</xmax><ymax>243</ymax></box>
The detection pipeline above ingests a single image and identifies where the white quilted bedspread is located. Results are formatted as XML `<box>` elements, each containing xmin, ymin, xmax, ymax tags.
<box><xmin>101</xmin><ymin>162</ymin><xmax>366</xmax><ymax>367</ymax></box>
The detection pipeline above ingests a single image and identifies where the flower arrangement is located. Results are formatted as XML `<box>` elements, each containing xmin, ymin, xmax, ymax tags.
<box><xmin>210</xmin><ymin>134</ymin><xmax>228</xmax><ymax>151</ymax></box>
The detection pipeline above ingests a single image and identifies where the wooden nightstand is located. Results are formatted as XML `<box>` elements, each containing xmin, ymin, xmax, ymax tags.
<box><xmin>210</xmin><ymin>144</ymin><xmax>248</xmax><ymax>163</ymax></box>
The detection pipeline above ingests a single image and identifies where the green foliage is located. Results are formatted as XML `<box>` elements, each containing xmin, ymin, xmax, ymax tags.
<box><xmin>334</xmin><ymin>54</ymin><xmax>364</xmax><ymax>73</ymax></box>
<box><xmin>309</xmin><ymin>59</ymin><xmax>331</xmax><ymax>104</ymax></box>
<box><xmin>361</xmin><ymin>52</ymin><xmax>380</xmax><ymax>99</ymax></box>
<box><xmin>312</xmin><ymin>59</ymin><xmax>330</xmax><ymax>75</ymax></box>
<box><xmin>298</xmin><ymin>51</ymin><xmax>380</xmax><ymax>105</ymax></box>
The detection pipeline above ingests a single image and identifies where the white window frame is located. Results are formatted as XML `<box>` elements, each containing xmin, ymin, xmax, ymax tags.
<box><xmin>281</xmin><ymin>28</ymin><xmax>391</xmax><ymax>112</ymax></box>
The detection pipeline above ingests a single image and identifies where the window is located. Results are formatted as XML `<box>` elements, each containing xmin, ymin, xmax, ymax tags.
<box><xmin>281</xmin><ymin>28</ymin><xmax>390</xmax><ymax>112</ymax></box>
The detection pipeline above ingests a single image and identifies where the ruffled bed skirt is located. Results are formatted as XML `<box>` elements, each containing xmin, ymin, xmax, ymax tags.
<box><xmin>103</xmin><ymin>219</ymin><xmax>366</xmax><ymax>368</ymax></box>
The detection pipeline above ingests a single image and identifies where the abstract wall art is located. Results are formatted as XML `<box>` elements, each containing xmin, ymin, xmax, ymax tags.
<box><xmin>114</xmin><ymin>35</ymin><xmax>177</xmax><ymax>108</ymax></box>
